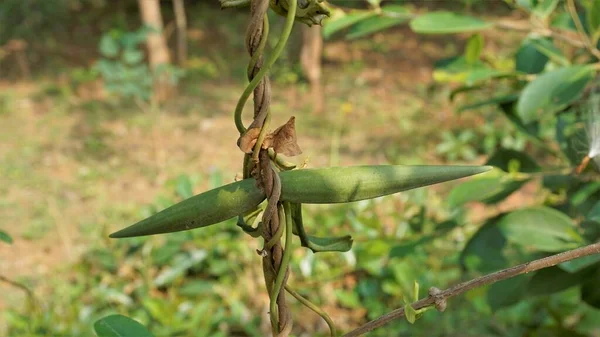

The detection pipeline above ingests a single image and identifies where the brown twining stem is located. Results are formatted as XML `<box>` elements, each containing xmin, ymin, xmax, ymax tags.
<box><xmin>342</xmin><ymin>241</ymin><xmax>600</xmax><ymax>337</ymax></box>
<box><xmin>245</xmin><ymin>0</ymin><xmax>291</xmax><ymax>335</ymax></box>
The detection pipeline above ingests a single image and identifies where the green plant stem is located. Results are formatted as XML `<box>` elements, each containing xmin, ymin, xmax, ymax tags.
<box><xmin>270</xmin><ymin>201</ymin><xmax>294</xmax><ymax>335</ymax></box>
<box><xmin>266</xmin><ymin>204</ymin><xmax>286</xmax><ymax>249</ymax></box>
<box><xmin>234</xmin><ymin>0</ymin><xmax>297</xmax><ymax>134</ymax></box>
<box><xmin>252</xmin><ymin>113</ymin><xmax>271</xmax><ymax>163</ymax></box>
<box><xmin>342</xmin><ymin>241</ymin><xmax>600</xmax><ymax>337</ymax></box>
<box><xmin>285</xmin><ymin>285</ymin><xmax>337</xmax><ymax>337</ymax></box>
<box><xmin>247</xmin><ymin>14</ymin><xmax>270</xmax><ymax>77</ymax></box>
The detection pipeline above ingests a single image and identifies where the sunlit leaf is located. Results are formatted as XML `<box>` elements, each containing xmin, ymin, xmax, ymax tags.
<box><xmin>517</xmin><ymin>65</ymin><xmax>594</xmax><ymax>123</ymax></box>
<box><xmin>322</xmin><ymin>11</ymin><xmax>376</xmax><ymax>39</ymax></box>
<box><xmin>410</xmin><ymin>12</ymin><xmax>492</xmax><ymax>34</ymax></box>
<box><xmin>94</xmin><ymin>314</ymin><xmax>154</xmax><ymax>337</ymax></box>
<box><xmin>498</xmin><ymin>207</ymin><xmax>584</xmax><ymax>251</ymax></box>
<box><xmin>347</xmin><ymin>16</ymin><xmax>409</xmax><ymax>40</ymax></box>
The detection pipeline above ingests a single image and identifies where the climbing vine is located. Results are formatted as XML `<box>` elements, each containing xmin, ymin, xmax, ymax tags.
<box><xmin>95</xmin><ymin>1</ymin><xmax>600</xmax><ymax>337</ymax></box>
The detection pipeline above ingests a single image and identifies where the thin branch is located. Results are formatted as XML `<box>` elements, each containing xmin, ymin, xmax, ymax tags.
<box><xmin>342</xmin><ymin>241</ymin><xmax>600</xmax><ymax>337</ymax></box>
<box><xmin>566</xmin><ymin>0</ymin><xmax>600</xmax><ymax>59</ymax></box>
<box><xmin>494</xmin><ymin>20</ymin><xmax>587</xmax><ymax>49</ymax></box>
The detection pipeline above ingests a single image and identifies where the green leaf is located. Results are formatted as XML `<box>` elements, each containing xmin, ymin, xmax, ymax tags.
<box><xmin>559</xmin><ymin>254</ymin><xmax>600</xmax><ymax>273</ymax></box>
<box><xmin>178</xmin><ymin>280</ymin><xmax>214</xmax><ymax>297</ymax></box>
<box><xmin>322</xmin><ymin>11</ymin><xmax>376</xmax><ymax>39</ymax></box>
<box><xmin>381</xmin><ymin>5</ymin><xmax>410</xmax><ymax>16</ymax></box>
<box><xmin>410</xmin><ymin>11</ymin><xmax>493</xmax><ymax>34</ymax></box>
<box><xmin>94</xmin><ymin>314</ymin><xmax>154</xmax><ymax>337</ymax></box>
<box><xmin>533</xmin><ymin>0</ymin><xmax>559</xmax><ymax>19</ymax></box>
<box><xmin>99</xmin><ymin>35</ymin><xmax>120</xmax><ymax>58</ymax></box>
<box><xmin>585</xmin><ymin>0</ymin><xmax>600</xmax><ymax>43</ymax></box>
<box><xmin>530</xmin><ymin>38</ymin><xmax>569</xmax><ymax>66</ymax></box>
<box><xmin>346</xmin><ymin>16</ymin><xmax>410</xmax><ymax>40</ymax></box>
<box><xmin>587</xmin><ymin>201</ymin><xmax>600</xmax><ymax>223</ymax></box>
<box><xmin>153</xmin><ymin>250</ymin><xmax>207</xmax><ymax>287</ymax></box>
<box><xmin>465</xmin><ymin>34</ymin><xmax>484</xmax><ymax>64</ymax></box>
<box><xmin>122</xmin><ymin>49</ymin><xmax>144</xmax><ymax>65</ymax></box>
<box><xmin>499</xmin><ymin>100</ymin><xmax>540</xmax><ymax>139</ymax></box>
<box><xmin>448</xmin><ymin>175</ymin><xmax>526</xmax><ymax>208</ymax></box>
<box><xmin>498</xmin><ymin>207</ymin><xmax>583</xmax><ymax>251</ymax></box>
<box><xmin>486</xmin><ymin>148</ymin><xmax>540</xmax><ymax>173</ymax></box>
<box><xmin>515</xmin><ymin>39</ymin><xmax>549</xmax><ymax>74</ymax></box>
<box><xmin>176</xmin><ymin>174</ymin><xmax>194</xmax><ymax>199</ymax></box>
<box><xmin>457</xmin><ymin>93</ymin><xmax>519</xmax><ymax>113</ymax></box>
<box><xmin>581</xmin><ymin>268</ymin><xmax>600</xmax><ymax>309</ymax></box>
<box><xmin>516</xmin><ymin>65</ymin><xmax>594</xmax><ymax>123</ymax></box>
<box><xmin>0</xmin><ymin>230</ymin><xmax>13</xmax><ymax>244</ymax></box>
<box><xmin>460</xmin><ymin>218</ymin><xmax>507</xmax><ymax>273</ymax></box>
<box><xmin>528</xmin><ymin>266</ymin><xmax>590</xmax><ymax>296</ymax></box>
<box><xmin>487</xmin><ymin>275</ymin><xmax>529</xmax><ymax>311</ymax></box>
<box><xmin>404</xmin><ymin>303</ymin><xmax>417</xmax><ymax>324</ymax></box>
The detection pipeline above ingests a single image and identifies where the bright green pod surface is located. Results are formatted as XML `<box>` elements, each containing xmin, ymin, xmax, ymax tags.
<box><xmin>110</xmin><ymin>165</ymin><xmax>491</xmax><ymax>238</ymax></box>
<box><xmin>278</xmin><ymin>165</ymin><xmax>492</xmax><ymax>204</ymax></box>
<box><xmin>110</xmin><ymin>178</ymin><xmax>265</xmax><ymax>238</ymax></box>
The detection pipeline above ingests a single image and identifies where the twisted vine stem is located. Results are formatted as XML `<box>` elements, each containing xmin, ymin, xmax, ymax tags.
<box><xmin>237</xmin><ymin>0</ymin><xmax>299</xmax><ymax>335</ymax></box>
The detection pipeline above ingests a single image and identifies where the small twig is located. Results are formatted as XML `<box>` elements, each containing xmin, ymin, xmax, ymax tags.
<box><xmin>342</xmin><ymin>241</ymin><xmax>600</xmax><ymax>337</ymax></box>
<box><xmin>494</xmin><ymin>20</ymin><xmax>588</xmax><ymax>49</ymax></box>
<box><xmin>566</xmin><ymin>0</ymin><xmax>600</xmax><ymax>60</ymax></box>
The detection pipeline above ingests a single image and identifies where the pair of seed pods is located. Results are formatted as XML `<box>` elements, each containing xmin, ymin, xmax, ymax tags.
<box><xmin>110</xmin><ymin>165</ymin><xmax>491</xmax><ymax>240</ymax></box>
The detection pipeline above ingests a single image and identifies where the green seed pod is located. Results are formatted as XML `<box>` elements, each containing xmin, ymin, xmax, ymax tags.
<box><xmin>110</xmin><ymin>179</ymin><xmax>265</xmax><ymax>238</ymax></box>
<box><xmin>110</xmin><ymin>165</ymin><xmax>491</xmax><ymax>238</ymax></box>
<box><xmin>279</xmin><ymin>165</ymin><xmax>492</xmax><ymax>204</ymax></box>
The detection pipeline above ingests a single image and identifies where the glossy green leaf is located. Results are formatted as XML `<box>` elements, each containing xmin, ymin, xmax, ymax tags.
<box><xmin>517</xmin><ymin>65</ymin><xmax>594</xmax><ymax>123</ymax></box>
<box><xmin>404</xmin><ymin>303</ymin><xmax>417</xmax><ymax>324</ymax></box>
<box><xmin>94</xmin><ymin>314</ymin><xmax>154</xmax><ymax>337</ymax></box>
<box><xmin>0</xmin><ymin>230</ymin><xmax>13</xmax><ymax>244</ymax></box>
<box><xmin>346</xmin><ymin>16</ymin><xmax>410</xmax><ymax>40</ymax></box>
<box><xmin>585</xmin><ymin>0</ymin><xmax>600</xmax><ymax>43</ymax></box>
<box><xmin>465</xmin><ymin>34</ymin><xmax>484</xmax><ymax>64</ymax></box>
<box><xmin>153</xmin><ymin>250</ymin><xmax>207</xmax><ymax>287</ymax></box>
<box><xmin>498</xmin><ymin>207</ymin><xmax>583</xmax><ymax>251</ymax></box>
<box><xmin>556</xmin><ymin>111</ymin><xmax>587</xmax><ymax>165</ymax></box>
<box><xmin>559</xmin><ymin>254</ymin><xmax>600</xmax><ymax>273</ymax></box>
<box><xmin>460</xmin><ymin>217</ymin><xmax>507</xmax><ymax>273</ymax></box>
<box><xmin>581</xmin><ymin>268</ymin><xmax>600</xmax><ymax>309</ymax></box>
<box><xmin>487</xmin><ymin>275</ymin><xmax>529</xmax><ymax>311</ymax></box>
<box><xmin>486</xmin><ymin>148</ymin><xmax>540</xmax><ymax>173</ymax></box>
<box><xmin>381</xmin><ymin>5</ymin><xmax>410</xmax><ymax>16</ymax></box>
<box><xmin>448</xmin><ymin>176</ymin><xmax>526</xmax><ymax>208</ymax></box>
<box><xmin>499</xmin><ymin>100</ymin><xmax>540</xmax><ymax>139</ymax></box>
<box><xmin>322</xmin><ymin>11</ymin><xmax>376</xmax><ymax>39</ymax></box>
<box><xmin>529</xmin><ymin>38</ymin><xmax>569</xmax><ymax>66</ymax></box>
<box><xmin>516</xmin><ymin>39</ymin><xmax>549</xmax><ymax>74</ymax></box>
<box><xmin>410</xmin><ymin>11</ymin><xmax>492</xmax><ymax>34</ymax></box>
<box><xmin>528</xmin><ymin>266</ymin><xmax>590</xmax><ymax>296</ymax></box>
<box><xmin>457</xmin><ymin>93</ymin><xmax>519</xmax><ymax>113</ymax></box>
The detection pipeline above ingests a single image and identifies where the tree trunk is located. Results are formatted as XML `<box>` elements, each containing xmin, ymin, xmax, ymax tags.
<box><xmin>172</xmin><ymin>0</ymin><xmax>187</xmax><ymax>66</ymax></box>
<box><xmin>300</xmin><ymin>25</ymin><xmax>324</xmax><ymax>114</ymax></box>
<box><xmin>138</xmin><ymin>0</ymin><xmax>172</xmax><ymax>101</ymax></box>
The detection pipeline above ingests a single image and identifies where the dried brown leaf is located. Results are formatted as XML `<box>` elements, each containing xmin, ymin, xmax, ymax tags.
<box><xmin>263</xmin><ymin>117</ymin><xmax>302</xmax><ymax>157</ymax></box>
<box><xmin>237</xmin><ymin>128</ymin><xmax>260</xmax><ymax>154</ymax></box>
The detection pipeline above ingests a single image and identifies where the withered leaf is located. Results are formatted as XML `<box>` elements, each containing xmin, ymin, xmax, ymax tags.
<box><xmin>263</xmin><ymin>117</ymin><xmax>302</xmax><ymax>157</ymax></box>
<box><xmin>237</xmin><ymin>127</ymin><xmax>260</xmax><ymax>154</ymax></box>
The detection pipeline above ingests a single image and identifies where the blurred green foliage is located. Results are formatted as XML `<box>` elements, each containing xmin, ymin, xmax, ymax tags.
<box><xmin>3</xmin><ymin>0</ymin><xmax>600</xmax><ymax>337</ymax></box>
